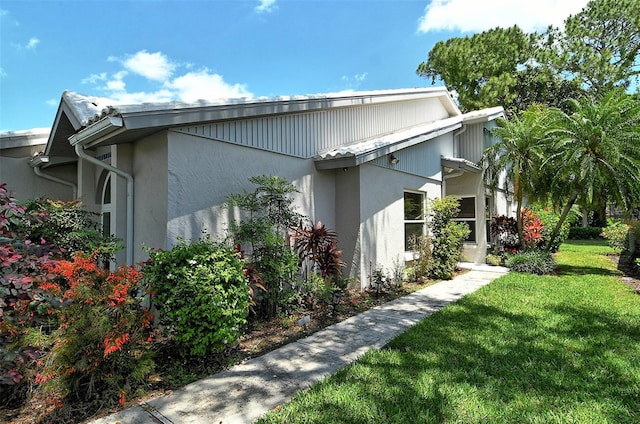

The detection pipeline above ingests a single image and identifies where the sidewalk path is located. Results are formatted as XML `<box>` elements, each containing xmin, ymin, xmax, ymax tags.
<box><xmin>90</xmin><ymin>265</ymin><xmax>508</xmax><ymax>424</ymax></box>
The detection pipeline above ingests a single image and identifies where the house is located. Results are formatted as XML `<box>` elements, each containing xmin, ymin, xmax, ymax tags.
<box><xmin>3</xmin><ymin>88</ymin><xmax>510</xmax><ymax>287</ymax></box>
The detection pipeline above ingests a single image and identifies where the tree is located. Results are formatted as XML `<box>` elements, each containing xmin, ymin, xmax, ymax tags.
<box><xmin>561</xmin><ymin>0</ymin><xmax>640</xmax><ymax>96</ymax></box>
<box><xmin>542</xmin><ymin>91</ymin><xmax>640</xmax><ymax>250</ymax></box>
<box><xmin>417</xmin><ymin>26</ymin><xmax>533</xmax><ymax>114</ymax></box>
<box><xmin>480</xmin><ymin>107</ymin><xmax>548</xmax><ymax>248</ymax></box>
<box><xmin>417</xmin><ymin>0</ymin><xmax>639</xmax><ymax>115</ymax></box>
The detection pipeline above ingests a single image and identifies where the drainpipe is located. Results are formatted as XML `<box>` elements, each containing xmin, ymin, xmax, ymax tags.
<box><xmin>31</xmin><ymin>156</ymin><xmax>78</xmax><ymax>198</ymax></box>
<box><xmin>69</xmin><ymin>116</ymin><xmax>133</xmax><ymax>265</ymax></box>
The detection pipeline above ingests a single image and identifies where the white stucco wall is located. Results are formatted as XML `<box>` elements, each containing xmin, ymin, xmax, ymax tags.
<box><xmin>1</xmin><ymin>145</ymin><xmax>76</xmax><ymax>201</ymax></box>
<box><xmin>358</xmin><ymin>163</ymin><xmax>441</xmax><ymax>287</ymax></box>
<box><xmin>165</xmin><ymin>130</ymin><xmax>336</xmax><ymax>247</ymax></box>
<box><xmin>133</xmin><ymin>132</ymin><xmax>169</xmax><ymax>262</ymax></box>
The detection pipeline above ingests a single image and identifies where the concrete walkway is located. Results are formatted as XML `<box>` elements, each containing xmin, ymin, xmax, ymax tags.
<box><xmin>90</xmin><ymin>265</ymin><xmax>508</xmax><ymax>424</ymax></box>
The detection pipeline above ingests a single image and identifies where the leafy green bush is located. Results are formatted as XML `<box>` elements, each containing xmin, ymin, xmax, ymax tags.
<box><xmin>601</xmin><ymin>219</ymin><xmax>630</xmax><ymax>253</ymax></box>
<box><xmin>18</xmin><ymin>198</ymin><xmax>120</xmax><ymax>262</ymax></box>
<box><xmin>144</xmin><ymin>238</ymin><xmax>249</xmax><ymax>356</ymax></box>
<box><xmin>429</xmin><ymin>197</ymin><xmax>470</xmax><ymax>280</ymax></box>
<box><xmin>505</xmin><ymin>250</ymin><xmax>556</xmax><ymax>275</ymax></box>
<box><xmin>568</xmin><ymin>226</ymin><xmax>603</xmax><ymax>240</ymax></box>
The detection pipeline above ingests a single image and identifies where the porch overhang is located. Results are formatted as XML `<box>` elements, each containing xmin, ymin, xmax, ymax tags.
<box><xmin>441</xmin><ymin>156</ymin><xmax>481</xmax><ymax>174</ymax></box>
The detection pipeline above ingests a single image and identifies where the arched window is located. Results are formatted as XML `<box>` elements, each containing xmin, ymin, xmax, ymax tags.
<box><xmin>101</xmin><ymin>174</ymin><xmax>112</xmax><ymax>238</ymax></box>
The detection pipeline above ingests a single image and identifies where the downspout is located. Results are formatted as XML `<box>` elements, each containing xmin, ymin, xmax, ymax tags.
<box><xmin>74</xmin><ymin>143</ymin><xmax>134</xmax><ymax>265</ymax></box>
<box><xmin>31</xmin><ymin>156</ymin><xmax>78</xmax><ymax>198</ymax></box>
<box><xmin>69</xmin><ymin>116</ymin><xmax>133</xmax><ymax>265</ymax></box>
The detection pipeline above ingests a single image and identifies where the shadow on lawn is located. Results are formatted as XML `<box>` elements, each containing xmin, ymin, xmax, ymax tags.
<box><xmin>309</xmin><ymin>299</ymin><xmax>640</xmax><ymax>423</ymax></box>
<box><xmin>555</xmin><ymin>263</ymin><xmax>622</xmax><ymax>277</ymax></box>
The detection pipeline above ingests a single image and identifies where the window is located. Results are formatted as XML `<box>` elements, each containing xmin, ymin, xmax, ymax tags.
<box><xmin>453</xmin><ymin>197</ymin><xmax>476</xmax><ymax>243</ymax></box>
<box><xmin>404</xmin><ymin>191</ymin><xmax>426</xmax><ymax>250</ymax></box>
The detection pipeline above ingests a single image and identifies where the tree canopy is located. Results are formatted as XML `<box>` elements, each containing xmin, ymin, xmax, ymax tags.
<box><xmin>417</xmin><ymin>0</ymin><xmax>640</xmax><ymax>116</ymax></box>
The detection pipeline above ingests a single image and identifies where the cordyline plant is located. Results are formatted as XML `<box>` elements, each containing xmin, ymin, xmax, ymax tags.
<box><xmin>293</xmin><ymin>220</ymin><xmax>345</xmax><ymax>283</ymax></box>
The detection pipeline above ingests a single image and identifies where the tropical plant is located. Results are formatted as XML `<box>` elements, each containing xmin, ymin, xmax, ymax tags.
<box><xmin>293</xmin><ymin>220</ymin><xmax>344</xmax><ymax>281</ymax></box>
<box><xmin>490</xmin><ymin>214</ymin><xmax>519</xmax><ymax>254</ymax></box>
<box><xmin>144</xmin><ymin>238</ymin><xmax>249</xmax><ymax>356</ymax></box>
<box><xmin>505</xmin><ymin>250</ymin><xmax>556</xmax><ymax>275</ymax></box>
<box><xmin>226</xmin><ymin>175</ymin><xmax>302</xmax><ymax>318</ymax></box>
<box><xmin>521</xmin><ymin>208</ymin><xmax>544</xmax><ymax>249</ymax></box>
<box><xmin>530</xmin><ymin>204</ymin><xmax>575</xmax><ymax>252</ymax></box>
<box><xmin>542</xmin><ymin>91</ymin><xmax>640</xmax><ymax>251</ymax></box>
<box><xmin>481</xmin><ymin>107</ymin><xmax>548</xmax><ymax>248</ymax></box>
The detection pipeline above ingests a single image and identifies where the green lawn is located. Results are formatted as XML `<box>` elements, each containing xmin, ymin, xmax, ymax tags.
<box><xmin>257</xmin><ymin>241</ymin><xmax>640</xmax><ymax>423</ymax></box>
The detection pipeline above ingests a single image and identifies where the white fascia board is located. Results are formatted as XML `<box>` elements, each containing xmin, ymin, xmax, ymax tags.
<box><xmin>68</xmin><ymin>116</ymin><xmax>124</xmax><ymax>147</ymax></box>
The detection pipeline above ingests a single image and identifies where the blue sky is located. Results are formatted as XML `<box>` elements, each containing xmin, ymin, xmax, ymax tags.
<box><xmin>0</xmin><ymin>0</ymin><xmax>589</xmax><ymax>132</ymax></box>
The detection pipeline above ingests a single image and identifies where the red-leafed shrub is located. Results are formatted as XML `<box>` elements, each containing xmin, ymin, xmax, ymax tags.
<box><xmin>34</xmin><ymin>252</ymin><xmax>155</xmax><ymax>417</ymax></box>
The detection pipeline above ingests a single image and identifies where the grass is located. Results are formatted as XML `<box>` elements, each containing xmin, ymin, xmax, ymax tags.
<box><xmin>257</xmin><ymin>240</ymin><xmax>640</xmax><ymax>423</ymax></box>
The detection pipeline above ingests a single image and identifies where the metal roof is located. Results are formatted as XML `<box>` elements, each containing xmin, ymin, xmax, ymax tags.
<box><xmin>461</xmin><ymin>106</ymin><xmax>505</xmax><ymax>124</ymax></box>
<box><xmin>42</xmin><ymin>87</ymin><xmax>463</xmax><ymax>167</ymax></box>
<box><xmin>314</xmin><ymin>116</ymin><xmax>462</xmax><ymax>169</ymax></box>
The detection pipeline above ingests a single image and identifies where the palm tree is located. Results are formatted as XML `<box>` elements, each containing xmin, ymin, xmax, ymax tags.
<box><xmin>542</xmin><ymin>90</ymin><xmax>640</xmax><ymax>250</ymax></box>
<box><xmin>481</xmin><ymin>106</ymin><xmax>548</xmax><ymax>248</ymax></box>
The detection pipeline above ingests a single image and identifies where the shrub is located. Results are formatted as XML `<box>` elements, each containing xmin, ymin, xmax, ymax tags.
<box><xmin>429</xmin><ymin>197</ymin><xmax>470</xmax><ymax>280</ymax></box>
<box><xmin>407</xmin><ymin>234</ymin><xmax>432</xmax><ymax>283</ymax></box>
<box><xmin>568</xmin><ymin>226</ymin><xmax>603</xmax><ymax>240</ymax></box>
<box><xmin>505</xmin><ymin>250</ymin><xmax>556</xmax><ymax>275</ymax></box>
<box><xmin>521</xmin><ymin>208</ymin><xmax>544</xmax><ymax>249</ymax></box>
<box><xmin>601</xmin><ymin>219</ymin><xmax>630</xmax><ymax>253</ymax></box>
<box><xmin>486</xmin><ymin>254</ymin><xmax>502</xmax><ymax>266</ymax></box>
<box><xmin>1</xmin><ymin>184</ymin><xmax>60</xmax><ymax>395</ymax></box>
<box><xmin>17</xmin><ymin>198</ymin><xmax>120</xmax><ymax>262</ymax></box>
<box><xmin>34</xmin><ymin>253</ymin><xmax>154</xmax><ymax>414</ymax></box>
<box><xmin>226</xmin><ymin>176</ymin><xmax>302</xmax><ymax>318</ymax></box>
<box><xmin>490</xmin><ymin>215</ymin><xmax>519</xmax><ymax>254</ymax></box>
<box><xmin>144</xmin><ymin>238</ymin><xmax>249</xmax><ymax>356</ymax></box>
<box><xmin>531</xmin><ymin>205</ymin><xmax>575</xmax><ymax>252</ymax></box>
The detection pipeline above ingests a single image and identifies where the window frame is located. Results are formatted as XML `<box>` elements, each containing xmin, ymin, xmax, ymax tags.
<box><xmin>452</xmin><ymin>196</ymin><xmax>477</xmax><ymax>243</ymax></box>
<box><xmin>404</xmin><ymin>190</ymin><xmax>427</xmax><ymax>251</ymax></box>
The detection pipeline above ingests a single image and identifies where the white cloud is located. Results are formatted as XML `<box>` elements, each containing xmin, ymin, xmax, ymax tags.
<box><xmin>340</xmin><ymin>72</ymin><xmax>368</xmax><ymax>90</ymax></box>
<box><xmin>255</xmin><ymin>0</ymin><xmax>277</xmax><ymax>13</ymax></box>
<box><xmin>121</xmin><ymin>50</ymin><xmax>175</xmax><ymax>81</ymax></box>
<box><xmin>417</xmin><ymin>0</ymin><xmax>590</xmax><ymax>34</ymax></box>
<box><xmin>0</xmin><ymin>9</ymin><xmax>8</xmax><ymax>16</ymax></box>
<box><xmin>167</xmin><ymin>70</ymin><xmax>252</xmax><ymax>102</ymax></box>
<box><xmin>82</xmin><ymin>50</ymin><xmax>253</xmax><ymax>104</ymax></box>
<box><xmin>0</xmin><ymin>67</ymin><xmax>6</xmax><ymax>78</ymax></box>
<box><xmin>46</xmin><ymin>99</ymin><xmax>57</xmax><ymax>106</ymax></box>
<box><xmin>26</xmin><ymin>37</ymin><xmax>39</xmax><ymax>49</ymax></box>
<box><xmin>12</xmin><ymin>36</ymin><xmax>39</xmax><ymax>50</ymax></box>
<box><xmin>81</xmin><ymin>72</ymin><xmax>107</xmax><ymax>84</ymax></box>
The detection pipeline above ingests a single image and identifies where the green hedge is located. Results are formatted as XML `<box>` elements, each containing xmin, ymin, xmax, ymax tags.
<box><xmin>568</xmin><ymin>226</ymin><xmax>603</xmax><ymax>240</ymax></box>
